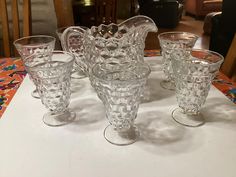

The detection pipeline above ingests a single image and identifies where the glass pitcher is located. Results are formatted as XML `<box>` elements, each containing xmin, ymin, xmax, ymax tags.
<box><xmin>60</xmin><ymin>15</ymin><xmax>158</xmax><ymax>77</ymax></box>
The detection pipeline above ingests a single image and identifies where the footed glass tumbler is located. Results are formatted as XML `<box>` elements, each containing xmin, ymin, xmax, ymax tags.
<box><xmin>24</xmin><ymin>51</ymin><xmax>76</xmax><ymax>127</ymax></box>
<box><xmin>158</xmin><ymin>32</ymin><xmax>198</xmax><ymax>90</ymax></box>
<box><xmin>91</xmin><ymin>62</ymin><xmax>151</xmax><ymax>145</ymax></box>
<box><xmin>171</xmin><ymin>49</ymin><xmax>224</xmax><ymax>127</ymax></box>
<box><xmin>14</xmin><ymin>35</ymin><xmax>56</xmax><ymax>98</ymax></box>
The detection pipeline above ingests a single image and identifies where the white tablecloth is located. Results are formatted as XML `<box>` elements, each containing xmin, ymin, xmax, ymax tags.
<box><xmin>0</xmin><ymin>57</ymin><xmax>236</xmax><ymax>177</ymax></box>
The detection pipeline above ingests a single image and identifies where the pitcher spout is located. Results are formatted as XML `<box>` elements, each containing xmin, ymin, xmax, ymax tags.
<box><xmin>119</xmin><ymin>15</ymin><xmax>158</xmax><ymax>38</ymax></box>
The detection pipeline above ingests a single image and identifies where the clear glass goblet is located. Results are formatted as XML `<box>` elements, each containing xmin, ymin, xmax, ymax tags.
<box><xmin>14</xmin><ymin>35</ymin><xmax>56</xmax><ymax>98</ymax></box>
<box><xmin>91</xmin><ymin>61</ymin><xmax>151</xmax><ymax>145</ymax></box>
<box><xmin>59</xmin><ymin>26</ymin><xmax>89</xmax><ymax>79</ymax></box>
<box><xmin>24</xmin><ymin>51</ymin><xmax>76</xmax><ymax>127</ymax></box>
<box><xmin>158</xmin><ymin>31</ymin><xmax>198</xmax><ymax>90</ymax></box>
<box><xmin>171</xmin><ymin>49</ymin><xmax>224</xmax><ymax>127</ymax></box>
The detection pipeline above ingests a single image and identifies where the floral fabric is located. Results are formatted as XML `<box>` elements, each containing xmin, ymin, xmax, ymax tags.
<box><xmin>212</xmin><ymin>73</ymin><xmax>236</xmax><ymax>104</ymax></box>
<box><xmin>0</xmin><ymin>58</ymin><xmax>26</xmax><ymax>118</ymax></box>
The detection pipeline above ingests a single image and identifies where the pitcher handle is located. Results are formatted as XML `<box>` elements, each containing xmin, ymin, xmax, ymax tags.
<box><xmin>61</xmin><ymin>26</ymin><xmax>89</xmax><ymax>76</ymax></box>
<box><xmin>60</xmin><ymin>26</ymin><xmax>87</xmax><ymax>52</ymax></box>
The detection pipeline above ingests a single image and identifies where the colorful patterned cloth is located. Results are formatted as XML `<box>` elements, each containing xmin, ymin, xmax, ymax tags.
<box><xmin>0</xmin><ymin>58</ymin><xmax>26</xmax><ymax>118</ymax></box>
<box><xmin>0</xmin><ymin>51</ymin><xmax>235</xmax><ymax>118</ymax></box>
<box><xmin>212</xmin><ymin>73</ymin><xmax>236</xmax><ymax>103</ymax></box>
<box><xmin>144</xmin><ymin>50</ymin><xmax>161</xmax><ymax>57</ymax></box>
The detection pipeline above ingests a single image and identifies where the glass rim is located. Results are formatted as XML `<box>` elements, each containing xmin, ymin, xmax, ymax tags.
<box><xmin>172</xmin><ymin>49</ymin><xmax>224</xmax><ymax>66</ymax></box>
<box><xmin>158</xmin><ymin>31</ymin><xmax>199</xmax><ymax>40</ymax></box>
<box><xmin>189</xmin><ymin>49</ymin><xmax>224</xmax><ymax>65</ymax></box>
<box><xmin>87</xmin><ymin>15</ymin><xmax>157</xmax><ymax>41</ymax></box>
<box><xmin>24</xmin><ymin>50</ymin><xmax>75</xmax><ymax>71</ymax></box>
<box><xmin>61</xmin><ymin>16</ymin><xmax>158</xmax><ymax>45</ymax></box>
<box><xmin>56</xmin><ymin>26</ymin><xmax>88</xmax><ymax>33</ymax></box>
<box><xmin>13</xmin><ymin>35</ymin><xmax>56</xmax><ymax>48</ymax></box>
<box><xmin>91</xmin><ymin>61</ymin><xmax>151</xmax><ymax>83</ymax></box>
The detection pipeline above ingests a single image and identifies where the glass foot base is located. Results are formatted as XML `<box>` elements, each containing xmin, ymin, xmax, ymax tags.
<box><xmin>31</xmin><ymin>89</ymin><xmax>40</xmax><ymax>99</ymax></box>
<box><xmin>160</xmin><ymin>80</ymin><xmax>175</xmax><ymax>91</ymax></box>
<box><xmin>172</xmin><ymin>108</ymin><xmax>205</xmax><ymax>127</ymax></box>
<box><xmin>104</xmin><ymin>125</ymin><xmax>140</xmax><ymax>146</ymax></box>
<box><xmin>43</xmin><ymin>110</ymin><xmax>76</xmax><ymax>127</ymax></box>
<box><xmin>71</xmin><ymin>70</ymin><xmax>87</xmax><ymax>79</ymax></box>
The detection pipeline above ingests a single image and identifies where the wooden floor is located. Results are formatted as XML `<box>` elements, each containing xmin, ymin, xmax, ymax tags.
<box><xmin>145</xmin><ymin>15</ymin><xmax>210</xmax><ymax>50</ymax></box>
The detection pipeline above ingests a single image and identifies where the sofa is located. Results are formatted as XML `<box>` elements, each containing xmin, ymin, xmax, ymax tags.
<box><xmin>138</xmin><ymin>0</ymin><xmax>184</xmax><ymax>28</ymax></box>
<box><xmin>185</xmin><ymin>0</ymin><xmax>222</xmax><ymax>18</ymax></box>
<box><xmin>209</xmin><ymin>0</ymin><xmax>236</xmax><ymax>57</ymax></box>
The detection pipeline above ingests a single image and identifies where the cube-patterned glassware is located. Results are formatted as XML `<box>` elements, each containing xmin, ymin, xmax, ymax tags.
<box><xmin>91</xmin><ymin>61</ymin><xmax>151</xmax><ymax>145</ymax></box>
<box><xmin>171</xmin><ymin>49</ymin><xmax>224</xmax><ymax>127</ymax></box>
